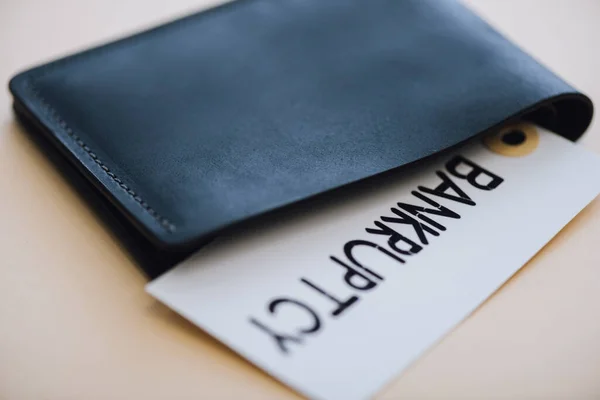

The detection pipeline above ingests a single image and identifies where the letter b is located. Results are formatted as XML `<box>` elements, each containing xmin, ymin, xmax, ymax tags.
<box><xmin>446</xmin><ymin>155</ymin><xmax>503</xmax><ymax>191</ymax></box>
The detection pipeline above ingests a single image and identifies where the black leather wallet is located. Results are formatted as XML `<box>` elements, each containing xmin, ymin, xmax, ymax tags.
<box><xmin>9</xmin><ymin>0</ymin><xmax>593</xmax><ymax>278</ymax></box>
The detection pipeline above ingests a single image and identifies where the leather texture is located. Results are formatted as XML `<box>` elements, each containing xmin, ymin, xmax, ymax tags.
<box><xmin>9</xmin><ymin>0</ymin><xmax>593</xmax><ymax>278</ymax></box>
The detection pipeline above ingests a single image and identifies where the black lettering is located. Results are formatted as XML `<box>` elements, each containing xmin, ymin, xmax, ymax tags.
<box><xmin>330</xmin><ymin>256</ymin><xmax>381</xmax><ymax>291</ymax></box>
<box><xmin>249</xmin><ymin>297</ymin><xmax>321</xmax><ymax>354</ymax></box>
<box><xmin>365</xmin><ymin>221</ymin><xmax>423</xmax><ymax>255</ymax></box>
<box><xmin>418</xmin><ymin>171</ymin><xmax>476</xmax><ymax>206</ymax></box>
<box><xmin>249</xmin><ymin>319</ymin><xmax>302</xmax><ymax>355</ymax></box>
<box><xmin>344</xmin><ymin>240</ymin><xmax>406</xmax><ymax>273</ymax></box>
<box><xmin>397</xmin><ymin>191</ymin><xmax>460</xmax><ymax>232</ymax></box>
<box><xmin>446</xmin><ymin>155</ymin><xmax>504</xmax><ymax>191</ymax></box>
<box><xmin>383</xmin><ymin>208</ymin><xmax>440</xmax><ymax>245</ymax></box>
<box><xmin>333</xmin><ymin>244</ymin><xmax>385</xmax><ymax>280</ymax></box>
<box><xmin>301</xmin><ymin>278</ymin><xmax>359</xmax><ymax>317</ymax></box>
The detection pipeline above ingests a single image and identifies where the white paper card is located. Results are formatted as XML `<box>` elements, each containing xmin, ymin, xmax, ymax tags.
<box><xmin>147</xmin><ymin>125</ymin><xmax>600</xmax><ymax>400</ymax></box>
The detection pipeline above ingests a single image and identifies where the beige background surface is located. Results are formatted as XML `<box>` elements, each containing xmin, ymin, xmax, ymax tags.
<box><xmin>1</xmin><ymin>1</ymin><xmax>600</xmax><ymax>399</ymax></box>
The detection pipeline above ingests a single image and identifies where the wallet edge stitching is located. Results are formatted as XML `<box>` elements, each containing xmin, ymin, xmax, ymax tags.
<box><xmin>10</xmin><ymin>0</ymin><xmax>264</xmax><ymax>237</ymax></box>
<box><xmin>22</xmin><ymin>78</ymin><xmax>177</xmax><ymax>233</ymax></box>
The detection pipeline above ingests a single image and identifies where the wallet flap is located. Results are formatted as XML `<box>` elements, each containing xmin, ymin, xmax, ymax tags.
<box><xmin>9</xmin><ymin>0</ymin><xmax>593</xmax><ymax>274</ymax></box>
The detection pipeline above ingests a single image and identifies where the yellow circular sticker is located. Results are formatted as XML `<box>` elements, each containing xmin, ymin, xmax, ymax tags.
<box><xmin>483</xmin><ymin>123</ymin><xmax>539</xmax><ymax>157</ymax></box>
